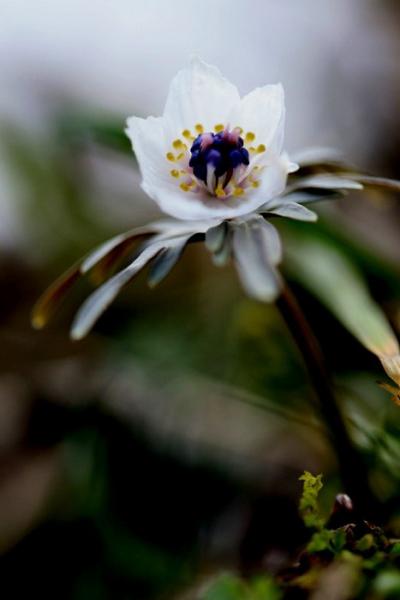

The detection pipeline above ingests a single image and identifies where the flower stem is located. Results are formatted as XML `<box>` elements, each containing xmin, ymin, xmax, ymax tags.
<box><xmin>276</xmin><ymin>282</ymin><xmax>378</xmax><ymax>518</ymax></box>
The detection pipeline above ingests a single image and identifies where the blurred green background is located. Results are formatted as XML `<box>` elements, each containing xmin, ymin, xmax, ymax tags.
<box><xmin>2</xmin><ymin>1</ymin><xmax>400</xmax><ymax>598</ymax></box>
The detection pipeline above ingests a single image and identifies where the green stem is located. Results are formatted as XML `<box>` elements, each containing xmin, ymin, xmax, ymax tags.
<box><xmin>276</xmin><ymin>282</ymin><xmax>378</xmax><ymax>518</ymax></box>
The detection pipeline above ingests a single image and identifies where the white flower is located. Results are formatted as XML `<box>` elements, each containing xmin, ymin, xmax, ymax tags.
<box><xmin>36</xmin><ymin>57</ymin><xmax>400</xmax><ymax>340</ymax></box>
<box><xmin>126</xmin><ymin>57</ymin><xmax>297</xmax><ymax>222</ymax></box>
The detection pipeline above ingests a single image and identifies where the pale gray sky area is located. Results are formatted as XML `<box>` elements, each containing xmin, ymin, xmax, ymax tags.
<box><xmin>0</xmin><ymin>0</ymin><xmax>398</xmax><ymax>247</ymax></box>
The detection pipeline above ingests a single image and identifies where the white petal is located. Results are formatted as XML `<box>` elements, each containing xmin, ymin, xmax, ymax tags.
<box><xmin>126</xmin><ymin>114</ymin><xmax>170</xmax><ymax>186</ymax></box>
<box><xmin>286</xmin><ymin>174</ymin><xmax>363</xmax><ymax>193</ymax></box>
<box><xmin>163</xmin><ymin>56</ymin><xmax>240</xmax><ymax>133</ymax></box>
<box><xmin>290</xmin><ymin>146</ymin><xmax>344</xmax><ymax>165</ymax></box>
<box><xmin>244</xmin><ymin>151</ymin><xmax>290</xmax><ymax>206</ymax></box>
<box><xmin>229</xmin><ymin>84</ymin><xmax>285</xmax><ymax>153</ymax></box>
<box><xmin>266</xmin><ymin>202</ymin><xmax>318</xmax><ymax>222</ymax></box>
<box><xmin>146</xmin><ymin>156</ymin><xmax>287</xmax><ymax>221</ymax></box>
<box><xmin>81</xmin><ymin>225</ymin><xmax>153</xmax><ymax>274</ymax></box>
<box><xmin>71</xmin><ymin>242</ymin><xmax>163</xmax><ymax>340</ymax></box>
<box><xmin>232</xmin><ymin>217</ymin><xmax>282</xmax><ymax>302</ymax></box>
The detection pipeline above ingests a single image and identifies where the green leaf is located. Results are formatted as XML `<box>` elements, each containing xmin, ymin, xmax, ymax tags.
<box><xmin>355</xmin><ymin>533</ymin><xmax>375</xmax><ymax>553</ymax></box>
<box><xmin>307</xmin><ymin>529</ymin><xmax>334</xmax><ymax>553</ymax></box>
<box><xmin>350</xmin><ymin>174</ymin><xmax>400</xmax><ymax>193</ymax></box>
<box><xmin>285</xmin><ymin>235</ymin><xmax>400</xmax><ymax>385</ymax></box>
<box><xmin>299</xmin><ymin>471</ymin><xmax>325</xmax><ymax>530</ymax></box>
<box><xmin>373</xmin><ymin>570</ymin><xmax>400</xmax><ymax>596</ymax></box>
<box><xmin>390</xmin><ymin>541</ymin><xmax>400</xmax><ymax>555</ymax></box>
<box><xmin>331</xmin><ymin>528</ymin><xmax>347</xmax><ymax>553</ymax></box>
<box><xmin>200</xmin><ymin>574</ymin><xmax>247</xmax><ymax>600</ymax></box>
<box><xmin>248</xmin><ymin>577</ymin><xmax>282</xmax><ymax>600</ymax></box>
<box><xmin>200</xmin><ymin>574</ymin><xmax>281</xmax><ymax>600</ymax></box>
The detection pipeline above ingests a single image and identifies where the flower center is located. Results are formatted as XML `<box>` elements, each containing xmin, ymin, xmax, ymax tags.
<box><xmin>166</xmin><ymin>124</ymin><xmax>266</xmax><ymax>199</ymax></box>
<box><xmin>189</xmin><ymin>128</ymin><xmax>249</xmax><ymax>190</ymax></box>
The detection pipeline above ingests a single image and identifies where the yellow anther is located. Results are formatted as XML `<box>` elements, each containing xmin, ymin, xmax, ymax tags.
<box><xmin>215</xmin><ymin>184</ymin><xmax>225</xmax><ymax>198</ymax></box>
<box><xmin>249</xmin><ymin>146</ymin><xmax>256</xmax><ymax>154</ymax></box>
<box><xmin>180</xmin><ymin>183</ymin><xmax>190</xmax><ymax>192</ymax></box>
<box><xmin>251</xmin><ymin>180</ymin><xmax>260</xmax><ymax>188</ymax></box>
<box><xmin>245</xmin><ymin>132</ymin><xmax>256</xmax><ymax>142</ymax></box>
<box><xmin>214</xmin><ymin>124</ymin><xmax>224</xmax><ymax>132</ymax></box>
<box><xmin>233</xmin><ymin>187</ymin><xmax>244</xmax><ymax>196</ymax></box>
<box><xmin>195</xmin><ymin>123</ymin><xmax>204</xmax><ymax>134</ymax></box>
<box><xmin>182</xmin><ymin>130</ymin><xmax>194</xmax><ymax>141</ymax></box>
<box><xmin>256</xmin><ymin>144</ymin><xmax>266</xmax><ymax>153</ymax></box>
<box><xmin>166</xmin><ymin>152</ymin><xmax>175</xmax><ymax>162</ymax></box>
<box><xmin>176</xmin><ymin>152</ymin><xmax>185</xmax><ymax>160</ymax></box>
<box><xmin>170</xmin><ymin>169</ymin><xmax>180</xmax><ymax>178</ymax></box>
<box><xmin>172</xmin><ymin>139</ymin><xmax>184</xmax><ymax>149</ymax></box>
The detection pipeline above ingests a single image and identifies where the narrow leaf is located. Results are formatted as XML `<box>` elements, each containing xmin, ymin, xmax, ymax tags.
<box><xmin>31</xmin><ymin>263</ymin><xmax>81</xmax><ymax>329</ymax></box>
<box><xmin>349</xmin><ymin>174</ymin><xmax>400</xmax><ymax>193</ymax></box>
<box><xmin>286</xmin><ymin>235</ymin><xmax>400</xmax><ymax>383</ymax></box>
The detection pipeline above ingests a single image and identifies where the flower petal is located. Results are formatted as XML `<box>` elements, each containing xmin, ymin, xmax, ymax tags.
<box><xmin>232</xmin><ymin>215</ymin><xmax>282</xmax><ymax>302</ymax></box>
<box><xmin>147</xmin><ymin>236</ymin><xmax>190</xmax><ymax>287</ymax></box>
<box><xmin>145</xmin><ymin>163</ymin><xmax>287</xmax><ymax>221</ymax></box>
<box><xmin>286</xmin><ymin>174</ymin><xmax>363</xmax><ymax>193</ymax></box>
<box><xmin>163</xmin><ymin>56</ymin><xmax>240</xmax><ymax>133</ymax></box>
<box><xmin>70</xmin><ymin>242</ymin><xmax>164</xmax><ymax>340</ymax></box>
<box><xmin>243</xmin><ymin>151</ymin><xmax>290</xmax><ymax>206</ymax></box>
<box><xmin>265</xmin><ymin>202</ymin><xmax>318</xmax><ymax>222</ymax></box>
<box><xmin>229</xmin><ymin>84</ymin><xmax>285</xmax><ymax>153</ymax></box>
<box><xmin>126</xmin><ymin>114</ymin><xmax>171</xmax><ymax>188</ymax></box>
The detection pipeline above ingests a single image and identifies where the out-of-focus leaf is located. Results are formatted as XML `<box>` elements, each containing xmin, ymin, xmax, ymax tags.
<box><xmin>200</xmin><ymin>574</ymin><xmax>245</xmax><ymax>600</ymax></box>
<box><xmin>232</xmin><ymin>216</ymin><xmax>282</xmax><ymax>302</ymax></box>
<box><xmin>349</xmin><ymin>175</ymin><xmax>400</xmax><ymax>193</ymax></box>
<box><xmin>299</xmin><ymin>471</ymin><xmax>325</xmax><ymax>530</ymax></box>
<box><xmin>285</xmin><ymin>235</ymin><xmax>400</xmax><ymax>384</ymax></box>
<box><xmin>373</xmin><ymin>570</ymin><xmax>400</xmax><ymax>596</ymax></box>
<box><xmin>31</xmin><ymin>228</ymin><xmax>153</xmax><ymax>329</ymax></box>
<box><xmin>32</xmin><ymin>263</ymin><xmax>81</xmax><ymax>329</ymax></box>
<box><xmin>200</xmin><ymin>573</ymin><xmax>281</xmax><ymax>600</ymax></box>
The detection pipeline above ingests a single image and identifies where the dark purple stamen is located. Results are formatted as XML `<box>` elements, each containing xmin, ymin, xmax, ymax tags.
<box><xmin>189</xmin><ymin>130</ymin><xmax>249</xmax><ymax>185</ymax></box>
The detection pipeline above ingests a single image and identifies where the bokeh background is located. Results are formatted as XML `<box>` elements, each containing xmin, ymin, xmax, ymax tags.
<box><xmin>2</xmin><ymin>1</ymin><xmax>400</xmax><ymax>598</ymax></box>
